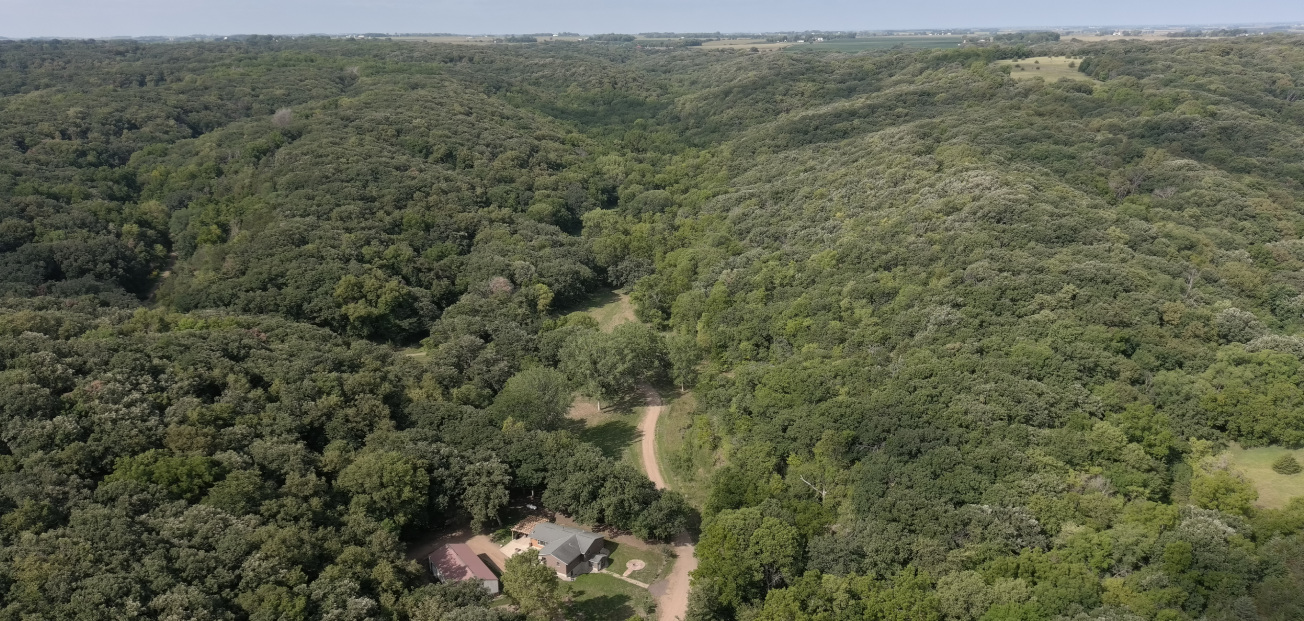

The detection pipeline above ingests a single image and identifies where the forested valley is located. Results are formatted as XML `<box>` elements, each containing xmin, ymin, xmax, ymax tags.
<box><xmin>3</xmin><ymin>34</ymin><xmax>1304</xmax><ymax>621</ymax></box>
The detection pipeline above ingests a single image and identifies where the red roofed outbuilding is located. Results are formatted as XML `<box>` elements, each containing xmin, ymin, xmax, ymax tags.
<box><xmin>429</xmin><ymin>543</ymin><xmax>499</xmax><ymax>594</ymax></box>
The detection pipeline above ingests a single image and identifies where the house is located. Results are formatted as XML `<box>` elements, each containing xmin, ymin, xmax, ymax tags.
<box><xmin>429</xmin><ymin>543</ymin><xmax>499</xmax><ymax>594</ymax></box>
<box><xmin>526</xmin><ymin>522</ymin><xmax>609</xmax><ymax>579</ymax></box>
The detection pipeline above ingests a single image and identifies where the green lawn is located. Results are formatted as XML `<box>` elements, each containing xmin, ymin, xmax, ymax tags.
<box><xmin>1226</xmin><ymin>444</ymin><xmax>1304</xmax><ymax>509</ymax></box>
<box><xmin>608</xmin><ymin>542</ymin><xmax>668</xmax><ymax>584</ymax></box>
<box><xmin>567</xmin><ymin>572</ymin><xmax>654</xmax><ymax>620</ymax></box>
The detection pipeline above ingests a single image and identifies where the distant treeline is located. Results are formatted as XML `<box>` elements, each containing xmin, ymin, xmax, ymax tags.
<box><xmin>638</xmin><ymin>32</ymin><xmax>724</xmax><ymax>38</ymax></box>
<box><xmin>638</xmin><ymin>38</ymin><xmax>705</xmax><ymax>48</ymax></box>
<box><xmin>588</xmin><ymin>33</ymin><xmax>637</xmax><ymax>42</ymax></box>
<box><xmin>992</xmin><ymin>30</ymin><xmax>1061</xmax><ymax>43</ymax></box>
<box><xmin>1168</xmin><ymin>28</ymin><xmax>1250</xmax><ymax>37</ymax></box>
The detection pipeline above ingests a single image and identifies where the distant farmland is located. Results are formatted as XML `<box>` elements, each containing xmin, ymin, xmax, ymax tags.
<box><xmin>788</xmin><ymin>36</ymin><xmax>967</xmax><ymax>52</ymax></box>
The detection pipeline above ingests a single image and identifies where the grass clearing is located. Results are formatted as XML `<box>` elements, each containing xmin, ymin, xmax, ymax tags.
<box><xmin>554</xmin><ymin>288</ymin><xmax>635</xmax><ymax>332</ymax></box>
<box><xmin>1225</xmin><ymin>444</ymin><xmax>1304</xmax><ymax>509</ymax></box>
<box><xmin>995</xmin><ymin>56</ymin><xmax>1095</xmax><ymax>82</ymax></box>
<box><xmin>567</xmin><ymin>395</ymin><xmax>643</xmax><ymax>466</ymax></box>
<box><xmin>654</xmin><ymin>390</ymin><xmax>716</xmax><ymax>509</ymax></box>
<box><xmin>395</xmin><ymin>346</ymin><xmax>427</xmax><ymax>358</ymax></box>
<box><xmin>567</xmin><ymin>572</ymin><xmax>655</xmax><ymax>620</ymax></box>
<box><xmin>583</xmin><ymin>289</ymin><xmax>636</xmax><ymax>332</ymax></box>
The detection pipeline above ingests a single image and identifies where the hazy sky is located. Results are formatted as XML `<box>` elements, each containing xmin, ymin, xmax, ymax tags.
<box><xmin>3</xmin><ymin>0</ymin><xmax>1302</xmax><ymax>38</ymax></box>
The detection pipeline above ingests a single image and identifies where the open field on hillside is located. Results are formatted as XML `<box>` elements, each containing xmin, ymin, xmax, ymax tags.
<box><xmin>996</xmin><ymin>56</ymin><xmax>1095</xmax><ymax>82</ymax></box>
<box><xmin>1226</xmin><ymin>445</ymin><xmax>1304</xmax><ymax>509</ymax></box>
<box><xmin>700</xmin><ymin>38</ymin><xmax>793</xmax><ymax>50</ymax></box>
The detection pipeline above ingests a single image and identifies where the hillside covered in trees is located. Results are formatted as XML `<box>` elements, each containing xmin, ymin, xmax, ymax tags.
<box><xmin>3</xmin><ymin>34</ymin><xmax>1304</xmax><ymax>621</ymax></box>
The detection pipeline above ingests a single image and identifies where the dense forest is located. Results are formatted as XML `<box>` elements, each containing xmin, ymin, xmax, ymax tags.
<box><xmin>3</xmin><ymin>33</ymin><xmax>1304</xmax><ymax>621</ymax></box>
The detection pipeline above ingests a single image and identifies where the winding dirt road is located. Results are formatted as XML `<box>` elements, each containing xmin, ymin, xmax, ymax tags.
<box><xmin>638</xmin><ymin>386</ymin><xmax>668</xmax><ymax>488</ymax></box>
<box><xmin>638</xmin><ymin>385</ymin><xmax>696</xmax><ymax>621</ymax></box>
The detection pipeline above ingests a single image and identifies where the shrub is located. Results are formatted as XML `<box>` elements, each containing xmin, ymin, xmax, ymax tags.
<box><xmin>492</xmin><ymin>528</ymin><xmax>513</xmax><ymax>545</ymax></box>
<box><xmin>1273</xmin><ymin>454</ymin><xmax>1303</xmax><ymax>475</ymax></box>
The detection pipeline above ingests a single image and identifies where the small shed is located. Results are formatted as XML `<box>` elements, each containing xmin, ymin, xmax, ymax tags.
<box><xmin>429</xmin><ymin>543</ymin><xmax>499</xmax><ymax>594</ymax></box>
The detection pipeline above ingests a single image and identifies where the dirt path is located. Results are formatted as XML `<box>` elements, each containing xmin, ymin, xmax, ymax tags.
<box><xmin>638</xmin><ymin>384</ymin><xmax>695</xmax><ymax>621</ymax></box>
<box><xmin>655</xmin><ymin>532</ymin><xmax>697</xmax><ymax>621</ymax></box>
<box><xmin>638</xmin><ymin>385</ymin><xmax>667</xmax><ymax>489</ymax></box>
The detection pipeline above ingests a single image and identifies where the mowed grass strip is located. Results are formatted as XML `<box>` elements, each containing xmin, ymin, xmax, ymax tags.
<box><xmin>1226</xmin><ymin>444</ymin><xmax>1304</xmax><ymax>509</ymax></box>
<box><xmin>654</xmin><ymin>391</ymin><xmax>715</xmax><ymax>509</ymax></box>
<box><xmin>995</xmin><ymin>56</ymin><xmax>1095</xmax><ymax>82</ymax></box>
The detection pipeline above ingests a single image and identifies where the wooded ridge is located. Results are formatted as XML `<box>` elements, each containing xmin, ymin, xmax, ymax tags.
<box><xmin>2</xmin><ymin>35</ymin><xmax>1304</xmax><ymax>620</ymax></box>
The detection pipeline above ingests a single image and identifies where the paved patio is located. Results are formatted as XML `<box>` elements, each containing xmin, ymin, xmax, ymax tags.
<box><xmin>500</xmin><ymin>537</ymin><xmax>532</xmax><ymax>558</ymax></box>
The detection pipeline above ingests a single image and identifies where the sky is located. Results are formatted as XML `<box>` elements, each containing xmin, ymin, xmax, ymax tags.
<box><xmin>2</xmin><ymin>0</ymin><xmax>1303</xmax><ymax>39</ymax></box>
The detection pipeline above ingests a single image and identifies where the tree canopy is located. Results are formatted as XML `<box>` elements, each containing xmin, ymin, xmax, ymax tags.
<box><xmin>4</xmin><ymin>33</ymin><xmax>1304</xmax><ymax>621</ymax></box>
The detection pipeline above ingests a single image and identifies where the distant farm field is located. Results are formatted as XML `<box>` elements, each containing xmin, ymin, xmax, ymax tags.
<box><xmin>788</xmin><ymin>36</ymin><xmax>967</xmax><ymax>52</ymax></box>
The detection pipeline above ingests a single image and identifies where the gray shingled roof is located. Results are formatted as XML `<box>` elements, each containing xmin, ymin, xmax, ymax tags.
<box><xmin>530</xmin><ymin>522</ymin><xmax>604</xmax><ymax>565</ymax></box>
<box><xmin>540</xmin><ymin>536</ymin><xmax>584</xmax><ymax>564</ymax></box>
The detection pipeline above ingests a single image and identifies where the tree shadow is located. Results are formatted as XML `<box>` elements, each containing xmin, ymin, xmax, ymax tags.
<box><xmin>569</xmin><ymin>593</ymin><xmax>635</xmax><ymax>621</ymax></box>
<box><xmin>576</xmin><ymin>420</ymin><xmax>642</xmax><ymax>459</ymax></box>
<box><xmin>555</xmin><ymin>287</ymin><xmax>620</xmax><ymax>314</ymax></box>
<box><xmin>605</xmin><ymin>391</ymin><xmax>646</xmax><ymax>414</ymax></box>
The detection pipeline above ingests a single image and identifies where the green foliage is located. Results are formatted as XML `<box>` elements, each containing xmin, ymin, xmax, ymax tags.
<box><xmin>106</xmin><ymin>449</ymin><xmax>227</xmax><ymax>501</ymax></box>
<box><xmin>489</xmin><ymin>366</ymin><xmax>573</xmax><ymax>431</ymax></box>
<box><xmin>462</xmin><ymin>458</ymin><xmax>512</xmax><ymax>531</ymax></box>
<box><xmin>1273</xmin><ymin>454</ymin><xmax>1303</xmax><ymax>475</ymax></box>
<box><xmin>559</xmin><ymin>322</ymin><xmax>666</xmax><ymax>407</ymax></box>
<box><xmin>667</xmin><ymin>332</ymin><xmax>703</xmax><ymax>390</ymax></box>
<box><xmin>502</xmin><ymin>549</ymin><xmax>564</xmax><ymax>620</ymax></box>
<box><xmin>337</xmin><ymin>450</ymin><xmax>433</xmax><ymax>528</ymax></box>
<box><xmin>6</xmin><ymin>34</ymin><xmax>1304</xmax><ymax>621</ymax></box>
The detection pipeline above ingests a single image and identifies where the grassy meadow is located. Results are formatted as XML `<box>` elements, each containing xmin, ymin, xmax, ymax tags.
<box><xmin>1225</xmin><ymin>445</ymin><xmax>1304</xmax><ymax>509</ymax></box>
<box><xmin>996</xmin><ymin>56</ymin><xmax>1095</xmax><ymax>82</ymax></box>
